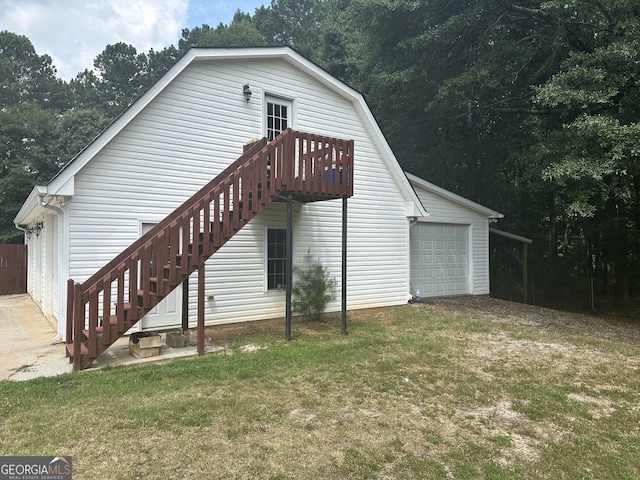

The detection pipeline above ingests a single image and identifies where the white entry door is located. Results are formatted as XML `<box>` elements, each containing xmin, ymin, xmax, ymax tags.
<box><xmin>140</xmin><ymin>223</ymin><xmax>182</xmax><ymax>331</ymax></box>
<box><xmin>410</xmin><ymin>223</ymin><xmax>469</xmax><ymax>297</ymax></box>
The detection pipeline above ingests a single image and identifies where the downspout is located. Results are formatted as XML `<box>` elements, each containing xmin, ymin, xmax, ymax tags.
<box><xmin>407</xmin><ymin>210</ymin><xmax>428</xmax><ymax>300</ymax></box>
<box><xmin>14</xmin><ymin>223</ymin><xmax>29</xmax><ymax>239</ymax></box>
<box><xmin>38</xmin><ymin>194</ymin><xmax>65</xmax><ymax>344</ymax></box>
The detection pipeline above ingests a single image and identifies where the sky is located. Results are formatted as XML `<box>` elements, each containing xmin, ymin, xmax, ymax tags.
<box><xmin>0</xmin><ymin>0</ymin><xmax>268</xmax><ymax>81</ymax></box>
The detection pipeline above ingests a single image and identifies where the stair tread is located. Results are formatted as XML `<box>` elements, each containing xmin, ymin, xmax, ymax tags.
<box><xmin>82</xmin><ymin>328</ymin><xmax>112</xmax><ymax>336</ymax></box>
<box><xmin>65</xmin><ymin>342</ymin><xmax>89</xmax><ymax>357</ymax></box>
<box><xmin>149</xmin><ymin>276</ymin><xmax>171</xmax><ymax>283</ymax></box>
<box><xmin>99</xmin><ymin>315</ymin><xmax>119</xmax><ymax>325</ymax></box>
<box><xmin>137</xmin><ymin>288</ymin><xmax>159</xmax><ymax>296</ymax></box>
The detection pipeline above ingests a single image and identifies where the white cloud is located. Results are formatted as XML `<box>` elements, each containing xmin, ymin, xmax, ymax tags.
<box><xmin>0</xmin><ymin>0</ymin><xmax>189</xmax><ymax>80</ymax></box>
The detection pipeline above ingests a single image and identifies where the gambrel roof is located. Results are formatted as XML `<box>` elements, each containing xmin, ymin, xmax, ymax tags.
<box><xmin>15</xmin><ymin>47</ymin><xmax>427</xmax><ymax>226</ymax></box>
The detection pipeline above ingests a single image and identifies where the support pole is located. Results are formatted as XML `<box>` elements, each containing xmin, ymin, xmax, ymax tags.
<box><xmin>523</xmin><ymin>243</ymin><xmax>528</xmax><ymax>305</ymax></box>
<box><xmin>72</xmin><ymin>282</ymin><xmax>83</xmax><ymax>371</ymax></box>
<box><xmin>66</xmin><ymin>279</ymin><xmax>74</xmax><ymax>347</ymax></box>
<box><xmin>197</xmin><ymin>266</ymin><xmax>205</xmax><ymax>354</ymax></box>
<box><xmin>342</xmin><ymin>197</ymin><xmax>347</xmax><ymax>335</ymax></box>
<box><xmin>285</xmin><ymin>193</ymin><xmax>293</xmax><ymax>341</ymax></box>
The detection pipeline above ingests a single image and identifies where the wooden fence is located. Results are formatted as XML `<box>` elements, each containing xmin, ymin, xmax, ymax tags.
<box><xmin>0</xmin><ymin>244</ymin><xmax>27</xmax><ymax>295</ymax></box>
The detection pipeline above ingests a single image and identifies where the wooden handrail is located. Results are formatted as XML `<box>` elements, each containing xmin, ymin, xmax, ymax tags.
<box><xmin>80</xmin><ymin>137</ymin><xmax>269</xmax><ymax>292</ymax></box>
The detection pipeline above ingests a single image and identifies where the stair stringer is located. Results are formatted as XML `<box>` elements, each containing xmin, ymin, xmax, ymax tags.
<box><xmin>66</xmin><ymin>138</ymin><xmax>276</xmax><ymax>370</ymax></box>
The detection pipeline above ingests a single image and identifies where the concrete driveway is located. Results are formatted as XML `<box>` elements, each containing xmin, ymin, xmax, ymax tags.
<box><xmin>0</xmin><ymin>294</ymin><xmax>224</xmax><ymax>382</ymax></box>
<box><xmin>0</xmin><ymin>294</ymin><xmax>71</xmax><ymax>381</ymax></box>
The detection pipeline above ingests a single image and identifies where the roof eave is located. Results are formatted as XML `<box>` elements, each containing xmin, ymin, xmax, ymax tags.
<box><xmin>13</xmin><ymin>185</ymin><xmax>48</xmax><ymax>226</ymax></box>
<box><xmin>405</xmin><ymin>172</ymin><xmax>503</xmax><ymax>219</ymax></box>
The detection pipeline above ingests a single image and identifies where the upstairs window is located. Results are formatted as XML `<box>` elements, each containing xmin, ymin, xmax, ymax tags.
<box><xmin>266</xmin><ymin>97</ymin><xmax>291</xmax><ymax>141</ymax></box>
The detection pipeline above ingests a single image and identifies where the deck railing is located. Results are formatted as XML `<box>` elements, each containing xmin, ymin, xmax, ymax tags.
<box><xmin>66</xmin><ymin>128</ymin><xmax>353</xmax><ymax>370</ymax></box>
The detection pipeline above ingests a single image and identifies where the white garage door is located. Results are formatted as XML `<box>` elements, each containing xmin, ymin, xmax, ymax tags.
<box><xmin>410</xmin><ymin>223</ymin><xmax>469</xmax><ymax>297</ymax></box>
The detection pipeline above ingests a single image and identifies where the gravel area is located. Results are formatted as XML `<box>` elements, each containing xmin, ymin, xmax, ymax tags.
<box><xmin>429</xmin><ymin>295</ymin><xmax>640</xmax><ymax>344</ymax></box>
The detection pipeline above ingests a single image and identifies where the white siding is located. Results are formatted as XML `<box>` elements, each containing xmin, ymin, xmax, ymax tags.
<box><xmin>67</xmin><ymin>58</ymin><xmax>411</xmax><ymax>328</ymax></box>
<box><xmin>412</xmin><ymin>185</ymin><xmax>491</xmax><ymax>295</ymax></box>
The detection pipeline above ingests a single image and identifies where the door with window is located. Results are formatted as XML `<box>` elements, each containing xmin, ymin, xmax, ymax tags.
<box><xmin>140</xmin><ymin>222</ymin><xmax>182</xmax><ymax>330</ymax></box>
<box><xmin>266</xmin><ymin>96</ymin><xmax>292</xmax><ymax>141</ymax></box>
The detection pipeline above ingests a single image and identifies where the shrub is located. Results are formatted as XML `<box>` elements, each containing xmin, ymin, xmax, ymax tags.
<box><xmin>292</xmin><ymin>249</ymin><xmax>336</xmax><ymax>321</ymax></box>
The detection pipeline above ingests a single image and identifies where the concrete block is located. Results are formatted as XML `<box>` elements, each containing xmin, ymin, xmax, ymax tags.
<box><xmin>165</xmin><ymin>331</ymin><xmax>187</xmax><ymax>348</ymax></box>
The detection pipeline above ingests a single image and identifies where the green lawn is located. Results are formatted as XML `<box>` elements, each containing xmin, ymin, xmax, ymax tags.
<box><xmin>1</xmin><ymin>302</ymin><xmax>639</xmax><ymax>479</ymax></box>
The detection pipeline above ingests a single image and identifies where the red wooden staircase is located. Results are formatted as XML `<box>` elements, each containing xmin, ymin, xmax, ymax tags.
<box><xmin>66</xmin><ymin>129</ymin><xmax>354</xmax><ymax>370</ymax></box>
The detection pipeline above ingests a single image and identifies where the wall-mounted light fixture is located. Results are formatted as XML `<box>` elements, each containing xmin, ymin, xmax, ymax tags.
<box><xmin>243</xmin><ymin>84</ymin><xmax>252</xmax><ymax>103</ymax></box>
<box><xmin>26</xmin><ymin>228</ymin><xmax>33</xmax><ymax>240</ymax></box>
<box><xmin>33</xmin><ymin>221</ymin><xmax>43</xmax><ymax>238</ymax></box>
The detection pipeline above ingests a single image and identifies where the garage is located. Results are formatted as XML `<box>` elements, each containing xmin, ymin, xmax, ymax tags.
<box><xmin>410</xmin><ymin>223</ymin><xmax>469</xmax><ymax>297</ymax></box>
<box><xmin>406</xmin><ymin>173</ymin><xmax>503</xmax><ymax>299</ymax></box>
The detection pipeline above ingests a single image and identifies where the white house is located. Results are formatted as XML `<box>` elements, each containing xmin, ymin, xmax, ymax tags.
<box><xmin>14</xmin><ymin>47</ymin><xmax>502</xmax><ymax>358</ymax></box>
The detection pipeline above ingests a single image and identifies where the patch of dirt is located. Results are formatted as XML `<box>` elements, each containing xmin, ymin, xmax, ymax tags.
<box><xmin>420</xmin><ymin>295</ymin><xmax>640</xmax><ymax>468</ymax></box>
<box><xmin>566</xmin><ymin>393</ymin><xmax>615</xmax><ymax>419</ymax></box>
<box><xmin>452</xmin><ymin>398</ymin><xmax>566</xmax><ymax>467</ymax></box>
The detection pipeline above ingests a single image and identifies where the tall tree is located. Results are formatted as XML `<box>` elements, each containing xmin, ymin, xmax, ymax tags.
<box><xmin>0</xmin><ymin>30</ymin><xmax>69</xmax><ymax>111</ymax></box>
<box><xmin>253</xmin><ymin>0</ymin><xmax>325</xmax><ymax>59</ymax></box>
<box><xmin>317</xmin><ymin>0</ymin><xmax>640</xmax><ymax>305</ymax></box>
<box><xmin>91</xmin><ymin>42</ymin><xmax>151</xmax><ymax>115</ymax></box>
<box><xmin>534</xmin><ymin>0</ymin><xmax>640</xmax><ymax>300</ymax></box>
<box><xmin>179</xmin><ymin>11</ymin><xmax>266</xmax><ymax>52</ymax></box>
<box><xmin>0</xmin><ymin>32</ymin><xmax>71</xmax><ymax>242</ymax></box>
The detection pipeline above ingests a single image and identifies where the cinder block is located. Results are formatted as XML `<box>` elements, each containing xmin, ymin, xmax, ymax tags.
<box><xmin>165</xmin><ymin>331</ymin><xmax>187</xmax><ymax>348</ymax></box>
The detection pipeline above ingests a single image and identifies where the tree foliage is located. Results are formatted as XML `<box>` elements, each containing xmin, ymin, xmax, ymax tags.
<box><xmin>2</xmin><ymin>2</ymin><xmax>640</xmax><ymax>307</ymax></box>
<box><xmin>314</xmin><ymin>0</ymin><xmax>640</xmax><ymax>305</ymax></box>
<box><xmin>179</xmin><ymin>11</ymin><xmax>267</xmax><ymax>52</ymax></box>
<box><xmin>531</xmin><ymin>1</ymin><xmax>640</xmax><ymax>300</ymax></box>
<box><xmin>0</xmin><ymin>32</ymin><xmax>69</xmax><ymax>241</ymax></box>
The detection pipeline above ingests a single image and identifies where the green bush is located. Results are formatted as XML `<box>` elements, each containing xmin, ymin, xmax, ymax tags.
<box><xmin>292</xmin><ymin>249</ymin><xmax>336</xmax><ymax>321</ymax></box>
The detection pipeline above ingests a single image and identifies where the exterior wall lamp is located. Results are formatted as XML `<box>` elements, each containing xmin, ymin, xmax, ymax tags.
<box><xmin>243</xmin><ymin>84</ymin><xmax>252</xmax><ymax>102</ymax></box>
<box><xmin>33</xmin><ymin>221</ymin><xmax>43</xmax><ymax>238</ymax></box>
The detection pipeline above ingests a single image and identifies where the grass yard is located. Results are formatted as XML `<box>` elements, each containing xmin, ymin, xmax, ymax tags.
<box><xmin>1</xmin><ymin>299</ymin><xmax>639</xmax><ymax>479</ymax></box>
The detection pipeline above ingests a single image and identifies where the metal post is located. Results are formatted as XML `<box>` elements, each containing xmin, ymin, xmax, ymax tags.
<box><xmin>342</xmin><ymin>197</ymin><xmax>347</xmax><ymax>335</ymax></box>
<box><xmin>285</xmin><ymin>193</ymin><xmax>293</xmax><ymax>341</ymax></box>
<box><xmin>523</xmin><ymin>242</ymin><xmax>528</xmax><ymax>304</ymax></box>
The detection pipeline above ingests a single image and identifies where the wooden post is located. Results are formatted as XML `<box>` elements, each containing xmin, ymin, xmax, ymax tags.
<box><xmin>285</xmin><ymin>193</ymin><xmax>293</xmax><ymax>341</ymax></box>
<box><xmin>66</xmin><ymin>279</ymin><xmax>74</xmax><ymax>347</ymax></box>
<box><xmin>342</xmin><ymin>197</ymin><xmax>347</xmax><ymax>335</ymax></box>
<box><xmin>197</xmin><ymin>266</ymin><xmax>205</xmax><ymax>355</ymax></box>
<box><xmin>73</xmin><ymin>282</ymin><xmax>83</xmax><ymax>371</ymax></box>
